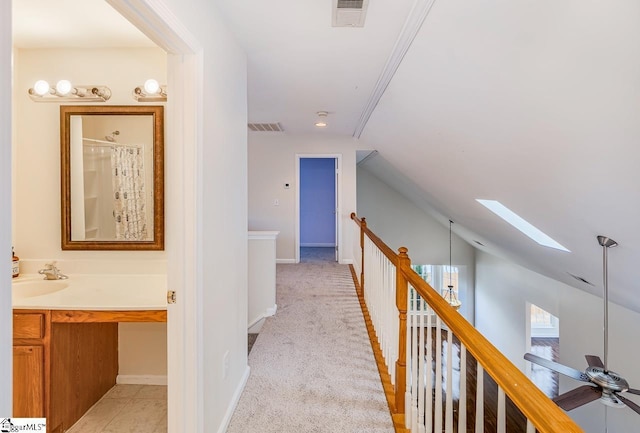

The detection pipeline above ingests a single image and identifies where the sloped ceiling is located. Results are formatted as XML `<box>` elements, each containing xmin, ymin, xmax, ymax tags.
<box><xmin>215</xmin><ymin>0</ymin><xmax>640</xmax><ymax>313</ymax></box>
<box><xmin>12</xmin><ymin>0</ymin><xmax>640</xmax><ymax>313</ymax></box>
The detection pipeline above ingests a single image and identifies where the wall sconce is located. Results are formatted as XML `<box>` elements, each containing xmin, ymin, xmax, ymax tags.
<box><xmin>28</xmin><ymin>80</ymin><xmax>111</xmax><ymax>102</ymax></box>
<box><xmin>132</xmin><ymin>79</ymin><xmax>167</xmax><ymax>102</ymax></box>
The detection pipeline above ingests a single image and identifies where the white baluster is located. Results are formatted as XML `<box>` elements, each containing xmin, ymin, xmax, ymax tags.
<box><xmin>458</xmin><ymin>345</ymin><xmax>467</xmax><ymax>433</ymax></box>
<box><xmin>526</xmin><ymin>419</ymin><xmax>535</xmax><ymax>433</ymax></box>
<box><xmin>418</xmin><ymin>294</ymin><xmax>426</xmax><ymax>433</ymax></box>
<box><xmin>475</xmin><ymin>364</ymin><xmax>484</xmax><ymax>433</ymax></box>
<box><xmin>445</xmin><ymin>329</ymin><xmax>453</xmax><ymax>432</ymax></box>
<box><xmin>497</xmin><ymin>387</ymin><xmax>506</xmax><ymax>433</ymax></box>
<box><xmin>434</xmin><ymin>317</ymin><xmax>443</xmax><ymax>433</ymax></box>
<box><xmin>407</xmin><ymin>288</ymin><xmax>422</xmax><ymax>431</ymax></box>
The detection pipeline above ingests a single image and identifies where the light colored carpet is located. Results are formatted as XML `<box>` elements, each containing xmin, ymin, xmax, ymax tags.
<box><xmin>227</xmin><ymin>261</ymin><xmax>394</xmax><ymax>433</ymax></box>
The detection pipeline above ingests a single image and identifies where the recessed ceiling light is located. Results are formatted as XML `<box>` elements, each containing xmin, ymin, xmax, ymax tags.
<box><xmin>476</xmin><ymin>199</ymin><xmax>570</xmax><ymax>252</ymax></box>
<box><xmin>315</xmin><ymin>111</ymin><xmax>328</xmax><ymax>128</ymax></box>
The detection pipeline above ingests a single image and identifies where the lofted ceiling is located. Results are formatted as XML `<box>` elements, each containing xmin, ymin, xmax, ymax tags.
<box><xmin>12</xmin><ymin>0</ymin><xmax>640</xmax><ymax>313</ymax></box>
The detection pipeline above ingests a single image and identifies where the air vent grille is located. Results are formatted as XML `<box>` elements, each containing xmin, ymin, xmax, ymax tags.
<box><xmin>333</xmin><ymin>0</ymin><xmax>369</xmax><ymax>27</ymax></box>
<box><xmin>248</xmin><ymin>123</ymin><xmax>284</xmax><ymax>132</ymax></box>
<box><xmin>337</xmin><ymin>0</ymin><xmax>364</xmax><ymax>8</ymax></box>
<box><xmin>568</xmin><ymin>272</ymin><xmax>594</xmax><ymax>286</ymax></box>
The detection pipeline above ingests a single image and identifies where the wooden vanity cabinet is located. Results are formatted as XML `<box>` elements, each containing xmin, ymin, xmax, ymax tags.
<box><xmin>13</xmin><ymin>311</ymin><xmax>50</xmax><ymax>419</ymax></box>
<box><xmin>13</xmin><ymin>308</ymin><xmax>165</xmax><ymax>433</ymax></box>
<box><xmin>13</xmin><ymin>309</ymin><xmax>118</xmax><ymax>433</ymax></box>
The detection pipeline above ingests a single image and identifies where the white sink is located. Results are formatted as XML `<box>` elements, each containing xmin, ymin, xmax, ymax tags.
<box><xmin>13</xmin><ymin>280</ymin><xmax>69</xmax><ymax>298</ymax></box>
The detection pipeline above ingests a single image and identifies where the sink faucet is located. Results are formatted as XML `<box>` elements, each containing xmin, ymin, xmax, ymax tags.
<box><xmin>38</xmin><ymin>262</ymin><xmax>68</xmax><ymax>280</ymax></box>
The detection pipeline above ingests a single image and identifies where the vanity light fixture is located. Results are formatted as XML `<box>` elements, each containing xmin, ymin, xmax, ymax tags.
<box><xmin>28</xmin><ymin>80</ymin><xmax>112</xmax><ymax>102</ymax></box>
<box><xmin>132</xmin><ymin>79</ymin><xmax>167</xmax><ymax>102</ymax></box>
<box><xmin>315</xmin><ymin>111</ymin><xmax>328</xmax><ymax>128</ymax></box>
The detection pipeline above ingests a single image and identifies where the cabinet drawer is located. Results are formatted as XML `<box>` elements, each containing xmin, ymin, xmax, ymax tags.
<box><xmin>14</xmin><ymin>313</ymin><xmax>45</xmax><ymax>339</ymax></box>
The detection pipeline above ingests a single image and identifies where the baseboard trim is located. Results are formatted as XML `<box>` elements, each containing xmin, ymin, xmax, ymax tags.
<box><xmin>340</xmin><ymin>258</ymin><xmax>354</xmax><ymax>265</ymax></box>
<box><xmin>276</xmin><ymin>258</ymin><xmax>296</xmax><ymax>264</ymax></box>
<box><xmin>248</xmin><ymin>304</ymin><xmax>278</xmax><ymax>331</ymax></box>
<box><xmin>116</xmin><ymin>374</ymin><xmax>167</xmax><ymax>385</ymax></box>
<box><xmin>300</xmin><ymin>243</ymin><xmax>335</xmax><ymax>247</ymax></box>
<box><xmin>217</xmin><ymin>366</ymin><xmax>251</xmax><ymax>433</ymax></box>
<box><xmin>265</xmin><ymin>304</ymin><xmax>277</xmax><ymax>316</ymax></box>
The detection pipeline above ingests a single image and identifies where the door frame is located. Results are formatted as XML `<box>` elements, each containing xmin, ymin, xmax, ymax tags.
<box><xmin>295</xmin><ymin>154</ymin><xmax>342</xmax><ymax>263</ymax></box>
<box><xmin>105</xmin><ymin>1</ymin><xmax>204</xmax><ymax>431</ymax></box>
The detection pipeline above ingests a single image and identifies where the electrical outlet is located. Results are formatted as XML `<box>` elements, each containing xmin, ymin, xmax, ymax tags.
<box><xmin>223</xmin><ymin>350</ymin><xmax>230</xmax><ymax>379</ymax></box>
<box><xmin>274</xmin><ymin>199</ymin><xmax>279</xmax><ymax>206</ymax></box>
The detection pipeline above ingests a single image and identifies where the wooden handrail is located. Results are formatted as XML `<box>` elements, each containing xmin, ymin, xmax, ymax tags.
<box><xmin>350</xmin><ymin>212</ymin><xmax>397</xmax><ymax>265</ymax></box>
<box><xmin>351</xmin><ymin>213</ymin><xmax>585</xmax><ymax>433</ymax></box>
<box><xmin>402</xmin><ymin>269</ymin><xmax>584</xmax><ymax>433</ymax></box>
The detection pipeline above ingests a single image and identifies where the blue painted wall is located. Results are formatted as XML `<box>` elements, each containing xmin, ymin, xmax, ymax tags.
<box><xmin>300</xmin><ymin>158</ymin><xmax>336</xmax><ymax>246</ymax></box>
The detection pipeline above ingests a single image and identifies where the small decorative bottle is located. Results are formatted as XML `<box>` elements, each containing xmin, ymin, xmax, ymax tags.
<box><xmin>12</xmin><ymin>247</ymin><xmax>19</xmax><ymax>278</ymax></box>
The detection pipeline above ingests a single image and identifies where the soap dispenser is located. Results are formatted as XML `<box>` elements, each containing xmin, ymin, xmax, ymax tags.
<box><xmin>12</xmin><ymin>247</ymin><xmax>19</xmax><ymax>278</ymax></box>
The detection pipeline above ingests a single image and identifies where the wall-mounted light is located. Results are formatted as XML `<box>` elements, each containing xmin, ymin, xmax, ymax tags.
<box><xmin>28</xmin><ymin>80</ymin><xmax>111</xmax><ymax>102</ymax></box>
<box><xmin>315</xmin><ymin>111</ymin><xmax>328</xmax><ymax>127</ymax></box>
<box><xmin>132</xmin><ymin>79</ymin><xmax>167</xmax><ymax>102</ymax></box>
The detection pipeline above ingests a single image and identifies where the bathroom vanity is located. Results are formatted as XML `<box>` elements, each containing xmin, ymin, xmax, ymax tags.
<box><xmin>12</xmin><ymin>275</ymin><xmax>167</xmax><ymax>433</ymax></box>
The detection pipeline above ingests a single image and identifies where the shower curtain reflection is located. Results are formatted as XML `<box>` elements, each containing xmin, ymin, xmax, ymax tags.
<box><xmin>111</xmin><ymin>145</ymin><xmax>147</xmax><ymax>240</ymax></box>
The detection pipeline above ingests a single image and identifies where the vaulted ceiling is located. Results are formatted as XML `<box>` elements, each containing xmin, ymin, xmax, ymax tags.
<box><xmin>13</xmin><ymin>0</ymin><xmax>640</xmax><ymax>312</ymax></box>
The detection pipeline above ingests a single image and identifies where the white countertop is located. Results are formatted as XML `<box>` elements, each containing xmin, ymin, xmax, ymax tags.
<box><xmin>12</xmin><ymin>274</ymin><xmax>168</xmax><ymax>311</ymax></box>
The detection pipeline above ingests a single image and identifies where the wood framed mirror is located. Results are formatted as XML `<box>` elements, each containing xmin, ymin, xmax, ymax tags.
<box><xmin>60</xmin><ymin>105</ymin><xmax>164</xmax><ymax>250</ymax></box>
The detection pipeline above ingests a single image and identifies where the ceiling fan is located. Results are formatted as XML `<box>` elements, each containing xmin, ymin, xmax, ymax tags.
<box><xmin>524</xmin><ymin>236</ymin><xmax>640</xmax><ymax>415</ymax></box>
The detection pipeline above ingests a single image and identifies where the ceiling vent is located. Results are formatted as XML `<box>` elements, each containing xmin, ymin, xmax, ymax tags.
<box><xmin>332</xmin><ymin>0</ymin><xmax>369</xmax><ymax>27</ymax></box>
<box><xmin>248</xmin><ymin>123</ymin><xmax>284</xmax><ymax>132</ymax></box>
<box><xmin>568</xmin><ymin>272</ymin><xmax>594</xmax><ymax>286</ymax></box>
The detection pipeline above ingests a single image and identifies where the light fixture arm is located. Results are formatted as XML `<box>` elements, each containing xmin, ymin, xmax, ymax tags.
<box><xmin>597</xmin><ymin>235</ymin><xmax>617</xmax><ymax>373</ymax></box>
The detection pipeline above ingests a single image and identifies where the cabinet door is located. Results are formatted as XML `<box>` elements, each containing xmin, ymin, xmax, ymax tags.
<box><xmin>13</xmin><ymin>345</ymin><xmax>45</xmax><ymax>417</ymax></box>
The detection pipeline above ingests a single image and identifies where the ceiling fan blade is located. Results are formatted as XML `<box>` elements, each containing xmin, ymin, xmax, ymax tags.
<box><xmin>617</xmin><ymin>394</ymin><xmax>640</xmax><ymax>416</ymax></box>
<box><xmin>585</xmin><ymin>355</ymin><xmax>605</xmax><ymax>369</ymax></box>
<box><xmin>525</xmin><ymin>353</ymin><xmax>591</xmax><ymax>382</ymax></box>
<box><xmin>553</xmin><ymin>385</ymin><xmax>602</xmax><ymax>411</ymax></box>
<box><xmin>626</xmin><ymin>389</ymin><xmax>640</xmax><ymax>396</ymax></box>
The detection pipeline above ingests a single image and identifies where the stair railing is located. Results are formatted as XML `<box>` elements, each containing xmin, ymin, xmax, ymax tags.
<box><xmin>351</xmin><ymin>213</ymin><xmax>584</xmax><ymax>433</ymax></box>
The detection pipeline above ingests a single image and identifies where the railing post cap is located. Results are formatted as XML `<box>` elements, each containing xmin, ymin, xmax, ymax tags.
<box><xmin>398</xmin><ymin>247</ymin><xmax>408</xmax><ymax>256</ymax></box>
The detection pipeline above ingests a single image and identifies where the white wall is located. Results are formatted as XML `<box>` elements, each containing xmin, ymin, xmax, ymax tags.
<box><xmin>357</xmin><ymin>167</ymin><xmax>476</xmax><ymax>321</ymax></box>
<box><xmin>248</xmin><ymin>133</ymin><xmax>366</xmax><ymax>263</ymax></box>
<box><xmin>158</xmin><ymin>1</ymin><xmax>249</xmax><ymax>431</ymax></box>
<box><xmin>475</xmin><ymin>250</ymin><xmax>640</xmax><ymax>433</ymax></box>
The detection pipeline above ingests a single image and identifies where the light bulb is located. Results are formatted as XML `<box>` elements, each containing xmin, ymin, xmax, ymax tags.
<box><xmin>314</xmin><ymin>121</ymin><xmax>327</xmax><ymax>127</ymax></box>
<box><xmin>33</xmin><ymin>80</ymin><xmax>50</xmax><ymax>96</ymax></box>
<box><xmin>55</xmin><ymin>80</ymin><xmax>73</xmax><ymax>96</ymax></box>
<box><xmin>143</xmin><ymin>79</ymin><xmax>160</xmax><ymax>95</ymax></box>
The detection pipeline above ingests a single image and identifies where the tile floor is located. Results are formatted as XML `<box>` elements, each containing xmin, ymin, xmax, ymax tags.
<box><xmin>66</xmin><ymin>384</ymin><xmax>167</xmax><ymax>433</ymax></box>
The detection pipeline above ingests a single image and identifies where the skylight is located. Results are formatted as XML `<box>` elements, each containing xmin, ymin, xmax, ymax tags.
<box><xmin>476</xmin><ymin>199</ymin><xmax>570</xmax><ymax>252</ymax></box>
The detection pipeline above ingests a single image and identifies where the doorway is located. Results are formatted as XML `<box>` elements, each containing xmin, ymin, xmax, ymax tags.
<box><xmin>296</xmin><ymin>155</ymin><xmax>341</xmax><ymax>263</ymax></box>
<box><xmin>527</xmin><ymin>303</ymin><xmax>560</xmax><ymax>398</ymax></box>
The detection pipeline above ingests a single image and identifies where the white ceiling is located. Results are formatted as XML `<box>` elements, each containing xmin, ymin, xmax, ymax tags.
<box><xmin>12</xmin><ymin>1</ymin><xmax>640</xmax><ymax>313</ymax></box>
<box><xmin>12</xmin><ymin>0</ymin><xmax>154</xmax><ymax>48</ymax></box>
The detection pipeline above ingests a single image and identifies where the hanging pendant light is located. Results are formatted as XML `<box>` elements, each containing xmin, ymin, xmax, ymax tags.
<box><xmin>443</xmin><ymin>219</ymin><xmax>462</xmax><ymax>310</ymax></box>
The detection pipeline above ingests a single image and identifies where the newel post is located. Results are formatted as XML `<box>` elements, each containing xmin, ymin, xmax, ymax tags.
<box><xmin>395</xmin><ymin>247</ymin><xmax>410</xmax><ymax>414</ymax></box>
<box><xmin>360</xmin><ymin>217</ymin><xmax>366</xmax><ymax>296</ymax></box>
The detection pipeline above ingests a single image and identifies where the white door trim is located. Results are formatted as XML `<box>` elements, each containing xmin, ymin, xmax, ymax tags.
<box><xmin>106</xmin><ymin>1</ymin><xmax>203</xmax><ymax>432</ymax></box>
<box><xmin>295</xmin><ymin>154</ymin><xmax>342</xmax><ymax>264</ymax></box>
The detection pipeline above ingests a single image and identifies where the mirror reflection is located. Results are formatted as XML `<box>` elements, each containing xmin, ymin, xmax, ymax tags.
<box><xmin>61</xmin><ymin>106</ymin><xmax>164</xmax><ymax>250</ymax></box>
